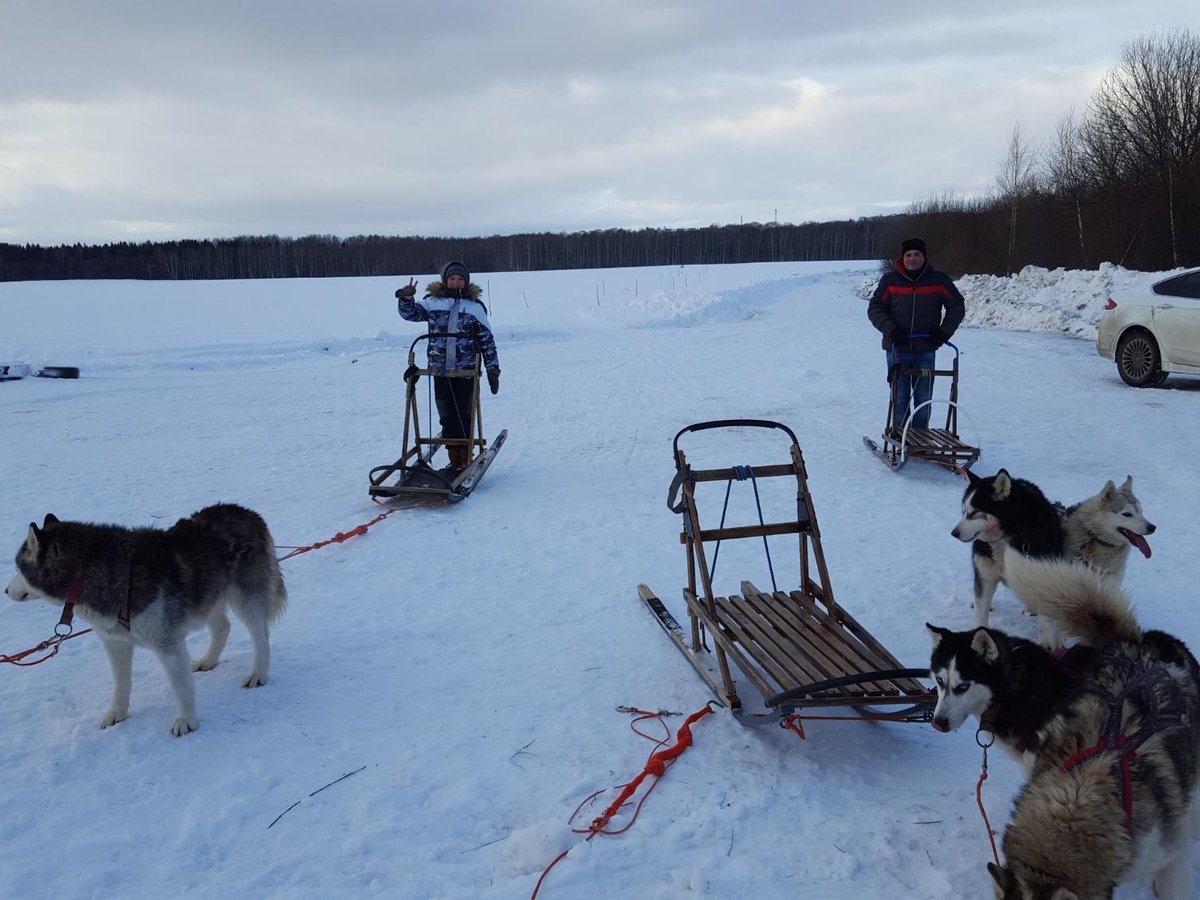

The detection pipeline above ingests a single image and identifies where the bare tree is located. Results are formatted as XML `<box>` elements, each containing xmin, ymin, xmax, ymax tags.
<box><xmin>1043</xmin><ymin>109</ymin><xmax>1091</xmax><ymax>265</ymax></box>
<box><xmin>995</xmin><ymin>121</ymin><xmax>1039</xmax><ymax>273</ymax></box>
<box><xmin>1087</xmin><ymin>29</ymin><xmax>1200</xmax><ymax>267</ymax></box>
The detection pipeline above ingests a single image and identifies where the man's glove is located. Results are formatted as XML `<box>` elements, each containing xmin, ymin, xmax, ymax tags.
<box><xmin>930</xmin><ymin>329</ymin><xmax>951</xmax><ymax>348</ymax></box>
<box><xmin>395</xmin><ymin>282</ymin><xmax>417</xmax><ymax>301</ymax></box>
<box><xmin>487</xmin><ymin>371</ymin><xmax>500</xmax><ymax>395</ymax></box>
<box><xmin>403</xmin><ymin>364</ymin><xmax>420</xmax><ymax>385</ymax></box>
<box><xmin>889</xmin><ymin>328</ymin><xmax>910</xmax><ymax>350</ymax></box>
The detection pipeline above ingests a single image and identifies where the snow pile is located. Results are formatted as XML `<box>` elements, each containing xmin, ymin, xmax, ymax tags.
<box><xmin>856</xmin><ymin>263</ymin><xmax>1176</xmax><ymax>341</ymax></box>
<box><xmin>957</xmin><ymin>263</ymin><xmax>1168</xmax><ymax>339</ymax></box>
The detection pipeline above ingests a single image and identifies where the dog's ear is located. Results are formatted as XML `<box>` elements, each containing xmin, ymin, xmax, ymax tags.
<box><xmin>926</xmin><ymin>623</ymin><xmax>948</xmax><ymax>648</ymax></box>
<box><xmin>993</xmin><ymin>469</ymin><xmax>1012</xmax><ymax>500</ymax></box>
<box><xmin>26</xmin><ymin>522</ymin><xmax>41</xmax><ymax>550</ymax></box>
<box><xmin>1119</xmin><ymin>474</ymin><xmax>1133</xmax><ymax>493</ymax></box>
<box><xmin>971</xmin><ymin>628</ymin><xmax>1001</xmax><ymax>663</ymax></box>
<box><xmin>986</xmin><ymin>862</ymin><xmax>1014</xmax><ymax>893</ymax></box>
<box><xmin>1101</xmin><ymin>479</ymin><xmax>1116</xmax><ymax>501</ymax></box>
<box><xmin>42</xmin><ymin>513</ymin><xmax>59</xmax><ymax>528</ymax></box>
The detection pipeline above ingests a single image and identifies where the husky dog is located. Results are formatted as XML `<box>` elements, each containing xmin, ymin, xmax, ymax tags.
<box><xmin>1061</xmin><ymin>475</ymin><xmax>1155</xmax><ymax>579</ymax></box>
<box><xmin>926</xmin><ymin>623</ymin><xmax>1097</xmax><ymax>769</ymax></box>
<box><xmin>951</xmin><ymin>469</ymin><xmax>1065</xmax><ymax>628</ymax></box>
<box><xmin>5</xmin><ymin>504</ymin><xmax>287</xmax><ymax>736</ymax></box>
<box><xmin>987</xmin><ymin>549</ymin><xmax>1200</xmax><ymax>899</ymax></box>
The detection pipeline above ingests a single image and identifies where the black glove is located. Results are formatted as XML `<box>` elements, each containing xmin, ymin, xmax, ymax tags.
<box><xmin>403</xmin><ymin>364</ymin><xmax>420</xmax><ymax>385</ymax></box>
<box><xmin>930</xmin><ymin>329</ymin><xmax>951</xmax><ymax>348</ymax></box>
<box><xmin>395</xmin><ymin>281</ymin><xmax>417</xmax><ymax>301</ymax></box>
<box><xmin>487</xmin><ymin>371</ymin><xmax>500</xmax><ymax>395</ymax></box>
<box><xmin>889</xmin><ymin>329</ymin><xmax>910</xmax><ymax>350</ymax></box>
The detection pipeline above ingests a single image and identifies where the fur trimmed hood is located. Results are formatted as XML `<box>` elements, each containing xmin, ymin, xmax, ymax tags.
<box><xmin>425</xmin><ymin>281</ymin><xmax>482</xmax><ymax>301</ymax></box>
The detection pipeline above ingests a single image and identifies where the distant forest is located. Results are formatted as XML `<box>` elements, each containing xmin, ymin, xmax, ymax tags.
<box><xmin>0</xmin><ymin>218</ymin><xmax>898</xmax><ymax>283</ymax></box>
<box><xmin>3</xmin><ymin>30</ymin><xmax>1197</xmax><ymax>283</ymax></box>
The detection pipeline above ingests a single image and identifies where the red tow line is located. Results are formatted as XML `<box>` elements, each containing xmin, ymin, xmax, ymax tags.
<box><xmin>530</xmin><ymin>703</ymin><xmax>716</xmax><ymax>899</ymax></box>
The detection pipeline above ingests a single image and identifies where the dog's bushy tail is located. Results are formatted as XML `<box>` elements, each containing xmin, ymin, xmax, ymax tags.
<box><xmin>1002</xmin><ymin>547</ymin><xmax>1140</xmax><ymax>646</ymax></box>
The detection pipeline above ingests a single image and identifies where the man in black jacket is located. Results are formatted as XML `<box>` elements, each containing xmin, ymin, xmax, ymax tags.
<box><xmin>867</xmin><ymin>238</ymin><xmax>965</xmax><ymax>430</ymax></box>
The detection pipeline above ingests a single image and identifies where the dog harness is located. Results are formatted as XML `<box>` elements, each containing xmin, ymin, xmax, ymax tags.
<box><xmin>1058</xmin><ymin>665</ymin><xmax>1182</xmax><ymax>831</ymax></box>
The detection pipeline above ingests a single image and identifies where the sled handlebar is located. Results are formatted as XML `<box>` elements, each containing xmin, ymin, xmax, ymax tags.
<box><xmin>672</xmin><ymin>419</ymin><xmax>800</xmax><ymax>457</ymax></box>
<box><xmin>891</xmin><ymin>334</ymin><xmax>961</xmax><ymax>359</ymax></box>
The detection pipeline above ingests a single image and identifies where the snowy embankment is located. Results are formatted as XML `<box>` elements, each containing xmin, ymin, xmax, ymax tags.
<box><xmin>857</xmin><ymin>262</ymin><xmax>1177</xmax><ymax>340</ymax></box>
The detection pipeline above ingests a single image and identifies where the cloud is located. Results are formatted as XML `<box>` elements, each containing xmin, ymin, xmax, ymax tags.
<box><xmin>0</xmin><ymin>0</ymin><xmax>1196</xmax><ymax>244</ymax></box>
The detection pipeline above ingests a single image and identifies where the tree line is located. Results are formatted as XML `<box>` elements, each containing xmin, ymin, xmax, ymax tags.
<box><xmin>0</xmin><ymin>218</ymin><xmax>898</xmax><ymax>283</ymax></box>
<box><xmin>2</xmin><ymin>30</ymin><xmax>1196</xmax><ymax>283</ymax></box>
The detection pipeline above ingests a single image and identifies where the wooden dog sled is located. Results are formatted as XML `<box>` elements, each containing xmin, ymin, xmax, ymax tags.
<box><xmin>368</xmin><ymin>333</ymin><xmax>506</xmax><ymax>506</ymax></box>
<box><xmin>862</xmin><ymin>341</ymin><xmax>980</xmax><ymax>472</ymax></box>
<box><xmin>639</xmin><ymin>420</ymin><xmax>934</xmax><ymax>729</ymax></box>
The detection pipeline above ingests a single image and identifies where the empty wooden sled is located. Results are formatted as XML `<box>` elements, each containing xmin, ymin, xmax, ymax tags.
<box><xmin>639</xmin><ymin>419</ymin><xmax>934</xmax><ymax>731</ymax></box>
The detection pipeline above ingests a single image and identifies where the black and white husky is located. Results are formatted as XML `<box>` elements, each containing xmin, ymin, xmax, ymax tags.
<box><xmin>926</xmin><ymin>622</ymin><xmax>1097</xmax><ymax>769</ymax></box>
<box><xmin>950</xmin><ymin>468</ymin><xmax>1065</xmax><ymax>628</ymax></box>
<box><xmin>951</xmin><ymin>470</ymin><xmax>1154</xmax><ymax>640</ymax></box>
<box><xmin>987</xmin><ymin>549</ymin><xmax>1200</xmax><ymax>899</ymax></box>
<box><xmin>5</xmin><ymin>504</ymin><xmax>287</xmax><ymax>736</ymax></box>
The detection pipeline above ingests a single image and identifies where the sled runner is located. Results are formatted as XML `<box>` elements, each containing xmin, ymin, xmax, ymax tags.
<box><xmin>862</xmin><ymin>341</ymin><xmax>980</xmax><ymax>472</ymax></box>
<box><xmin>639</xmin><ymin>420</ymin><xmax>934</xmax><ymax>727</ymax></box>
<box><xmin>368</xmin><ymin>333</ymin><xmax>506</xmax><ymax>506</ymax></box>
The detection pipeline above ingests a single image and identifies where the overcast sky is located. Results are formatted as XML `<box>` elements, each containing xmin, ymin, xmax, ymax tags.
<box><xmin>1</xmin><ymin>1</ymin><xmax>1195</xmax><ymax>246</ymax></box>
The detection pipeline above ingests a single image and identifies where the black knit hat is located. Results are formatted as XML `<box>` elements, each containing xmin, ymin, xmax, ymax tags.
<box><xmin>901</xmin><ymin>238</ymin><xmax>927</xmax><ymax>256</ymax></box>
<box><xmin>441</xmin><ymin>261</ymin><xmax>470</xmax><ymax>285</ymax></box>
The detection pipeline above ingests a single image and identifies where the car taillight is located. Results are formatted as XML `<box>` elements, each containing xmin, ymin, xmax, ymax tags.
<box><xmin>1104</xmin><ymin>298</ymin><xmax>1117</xmax><ymax>310</ymax></box>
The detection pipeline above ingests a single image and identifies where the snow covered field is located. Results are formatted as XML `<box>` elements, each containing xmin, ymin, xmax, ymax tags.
<box><xmin>1</xmin><ymin>260</ymin><xmax>1196</xmax><ymax>898</ymax></box>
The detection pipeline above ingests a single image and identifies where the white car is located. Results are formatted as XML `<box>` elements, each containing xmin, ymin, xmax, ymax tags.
<box><xmin>1097</xmin><ymin>268</ymin><xmax>1200</xmax><ymax>386</ymax></box>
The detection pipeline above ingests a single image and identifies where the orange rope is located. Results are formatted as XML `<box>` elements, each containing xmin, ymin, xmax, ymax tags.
<box><xmin>530</xmin><ymin>703</ymin><xmax>715</xmax><ymax>898</ymax></box>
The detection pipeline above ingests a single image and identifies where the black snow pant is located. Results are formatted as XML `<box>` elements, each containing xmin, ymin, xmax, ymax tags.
<box><xmin>434</xmin><ymin>375</ymin><xmax>474</xmax><ymax>442</ymax></box>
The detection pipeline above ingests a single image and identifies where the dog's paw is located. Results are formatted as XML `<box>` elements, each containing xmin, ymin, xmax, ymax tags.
<box><xmin>99</xmin><ymin>708</ymin><xmax>129</xmax><ymax>729</ymax></box>
<box><xmin>171</xmin><ymin>715</ymin><xmax>198</xmax><ymax>736</ymax></box>
<box><xmin>191</xmin><ymin>656</ymin><xmax>219</xmax><ymax>672</ymax></box>
<box><xmin>242</xmin><ymin>671</ymin><xmax>268</xmax><ymax>688</ymax></box>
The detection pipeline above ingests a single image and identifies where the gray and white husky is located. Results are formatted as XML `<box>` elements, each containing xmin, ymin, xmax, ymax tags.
<box><xmin>987</xmin><ymin>549</ymin><xmax>1200</xmax><ymax>900</ymax></box>
<box><xmin>6</xmin><ymin>504</ymin><xmax>287</xmax><ymax>736</ymax></box>
<box><xmin>1061</xmin><ymin>474</ymin><xmax>1155</xmax><ymax>580</ymax></box>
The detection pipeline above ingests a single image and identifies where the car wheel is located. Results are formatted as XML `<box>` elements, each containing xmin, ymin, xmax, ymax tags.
<box><xmin>1115</xmin><ymin>330</ymin><xmax>1164</xmax><ymax>387</ymax></box>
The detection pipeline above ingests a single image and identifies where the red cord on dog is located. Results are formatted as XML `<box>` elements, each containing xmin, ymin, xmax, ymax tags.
<box><xmin>530</xmin><ymin>703</ymin><xmax>716</xmax><ymax>899</ymax></box>
<box><xmin>976</xmin><ymin>730</ymin><xmax>1001</xmax><ymax>867</ymax></box>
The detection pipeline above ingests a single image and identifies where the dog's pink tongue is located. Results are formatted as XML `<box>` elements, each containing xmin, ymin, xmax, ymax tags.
<box><xmin>1120</xmin><ymin>528</ymin><xmax>1152</xmax><ymax>558</ymax></box>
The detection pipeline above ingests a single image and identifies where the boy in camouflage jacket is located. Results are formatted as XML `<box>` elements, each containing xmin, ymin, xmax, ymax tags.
<box><xmin>395</xmin><ymin>261</ymin><xmax>501</xmax><ymax>472</ymax></box>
